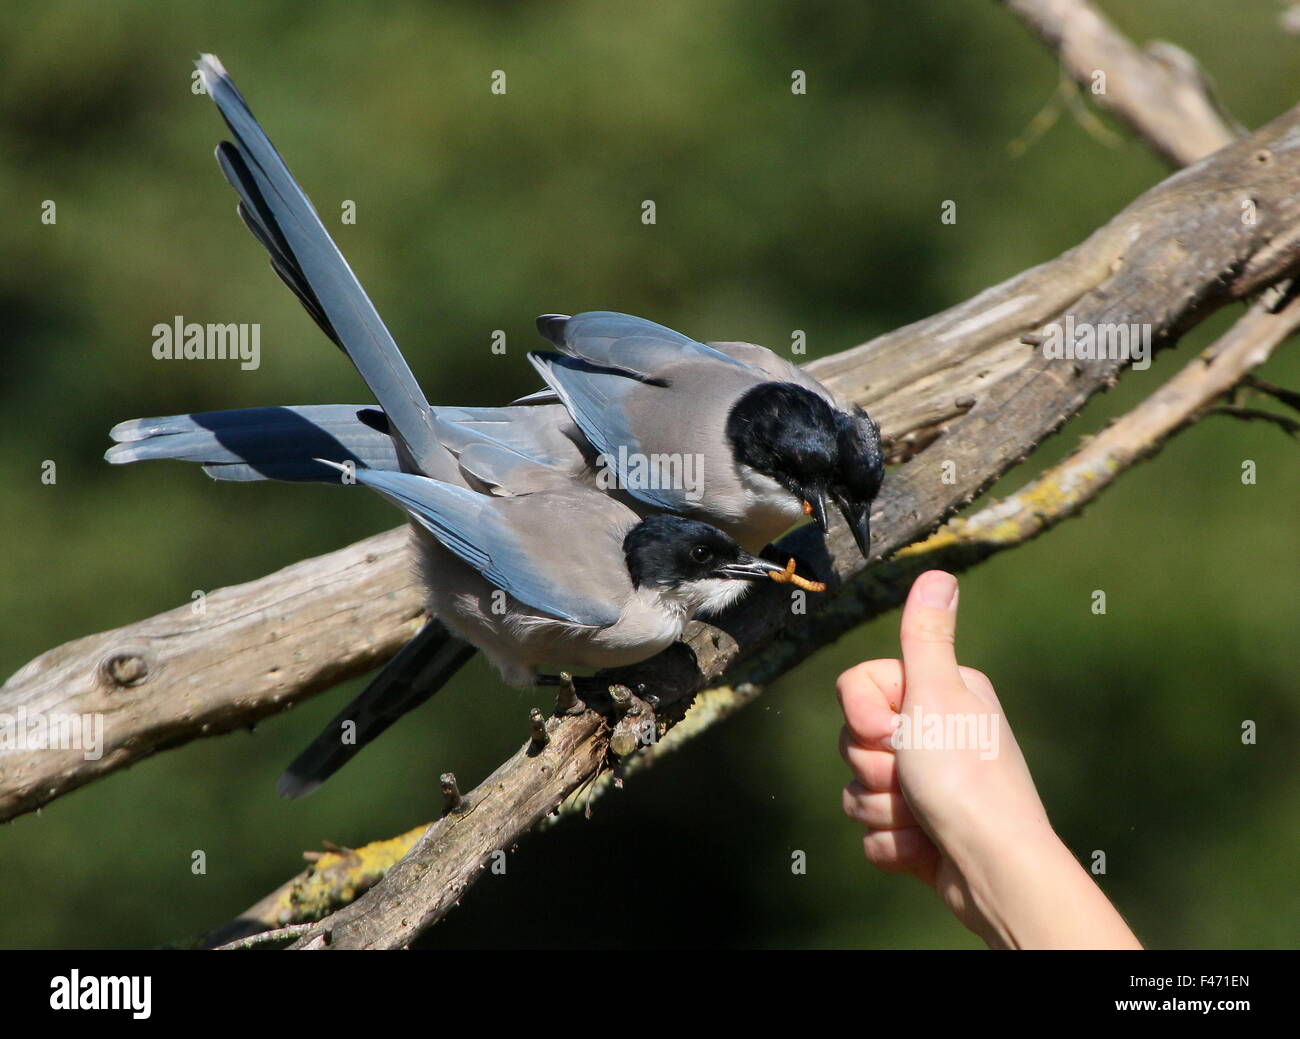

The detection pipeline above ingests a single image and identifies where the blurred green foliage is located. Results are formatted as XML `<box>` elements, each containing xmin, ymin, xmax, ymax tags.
<box><xmin>0</xmin><ymin>0</ymin><xmax>1295</xmax><ymax>949</ymax></box>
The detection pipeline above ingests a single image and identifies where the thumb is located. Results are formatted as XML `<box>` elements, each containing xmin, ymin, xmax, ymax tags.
<box><xmin>899</xmin><ymin>570</ymin><xmax>962</xmax><ymax>697</ymax></box>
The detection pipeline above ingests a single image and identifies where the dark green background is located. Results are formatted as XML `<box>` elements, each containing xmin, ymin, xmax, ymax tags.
<box><xmin>1</xmin><ymin>0</ymin><xmax>1295</xmax><ymax>949</ymax></box>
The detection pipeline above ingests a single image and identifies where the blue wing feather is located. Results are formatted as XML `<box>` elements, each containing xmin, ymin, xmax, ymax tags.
<box><xmin>539</xmin><ymin>311</ymin><xmax>748</xmax><ymax>375</ymax></box>
<box><xmin>333</xmin><ymin>465</ymin><xmax>621</xmax><ymax>627</ymax></box>
<box><xmin>527</xmin><ymin>353</ymin><xmax>693</xmax><ymax>512</ymax></box>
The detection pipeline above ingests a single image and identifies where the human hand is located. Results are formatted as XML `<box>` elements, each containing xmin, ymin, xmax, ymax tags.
<box><xmin>836</xmin><ymin>569</ymin><xmax>1141</xmax><ymax>949</ymax></box>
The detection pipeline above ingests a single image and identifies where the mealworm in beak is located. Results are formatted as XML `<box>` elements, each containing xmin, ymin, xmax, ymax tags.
<box><xmin>767</xmin><ymin>557</ymin><xmax>826</xmax><ymax>593</ymax></box>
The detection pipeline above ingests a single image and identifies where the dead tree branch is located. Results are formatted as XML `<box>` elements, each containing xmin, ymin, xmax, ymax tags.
<box><xmin>1208</xmin><ymin>404</ymin><xmax>1300</xmax><ymax>437</ymax></box>
<box><xmin>3</xmin><ymin>94</ymin><xmax>1299</xmax><ymax>825</ymax></box>
<box><xmin>197</xmin><ymin>285</ymin><xmax>1298</xmax><ymax>948</ymax></box>
<box><xmin>5</xmin><ymin>97</ymin><xmax>1297</xmax><ymax>826</ymax></box>
<box><xmin>264</xmin><ymin>22</ymin><xmax>1299</xmax><ymax>946</ymax></box>
<box><xmin>1003</xmin><ymin>0</ymin><xmax>1240</xmax><ymax>165</ymax></box>
<box><xmin>277</xmin><ymin>281</ymin><xmax>1299</xmax><ymax>949</ymax></box>
<box><xmin>0</xmin><ymin>529</ymin><xmax>427</xmax><ymax>822</ymax></box>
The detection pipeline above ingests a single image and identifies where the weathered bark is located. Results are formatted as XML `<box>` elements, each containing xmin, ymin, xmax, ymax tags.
<box><xmin>1002</xmin><ymin>0</ymin><xmax>1239</xmax><ymax>167</ymax></box>
<box><xmin>278</xmin><ymin>113</ymin><xmax>1300</xmax><ymax>946</ymax></box>
<box><xmin>0</xmin><ymin>529</ymin><xmax>427</xmax><ymax>822</ymax></box>
<box><xmin>195</xmin><ymin>283</ymin><xmax>1298</xmax><ymax>948</ymax></box>
<box><xmin>3</xmin><ymin>99</ymin><xmax>1292</xmax><ymax>824</ymax></box>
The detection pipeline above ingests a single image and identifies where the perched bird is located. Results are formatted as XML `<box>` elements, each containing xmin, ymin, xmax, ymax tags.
<box><xmin>530</xmin><ymin>311</ymin><xmax>884</xmax><ymax>557</ymax></box>
<box><xmin>313</xmin><ymin>451</ymin><xmax>783</xmax><ymax>687</ymax></box>
<box><xmin>278</xmin><ymin>414</ymin><xmax>798</xmax><ymax>798</ymax></box>
<box><xmin>111</xmin><ymin>314</ymin><xmax>886</xmax><ymax>558</ymax></box>
<box><xmin>105</xmin><ymin>55</ymin><xmax>873</xmax><ymax>796</ymax></box>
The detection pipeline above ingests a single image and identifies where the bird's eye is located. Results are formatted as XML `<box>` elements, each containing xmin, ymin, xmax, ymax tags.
<box><xmin>689</xmin><ymin>544</ymin><xmax>713</xmax><ymax>565</ymax></box>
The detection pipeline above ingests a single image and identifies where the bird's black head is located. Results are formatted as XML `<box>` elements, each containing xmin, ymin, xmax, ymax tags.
<box><xmin>726</xmin><ymin>383</ymin><xmax>884</xmax><ymax>558</ymax></box>
<box><xmin>726</xmin><ymin>382</ymin><xmax>839</xmax><ymax>504</ymax></box>
<box><xmin>623</xmin><ymin>514</ymin><xmax>782</xmax><ymax>591</ymax></box>
<box><xmin>829</xmin><ymin>404</ymin><xmax>885</xmax><ymax>558</ymax></box>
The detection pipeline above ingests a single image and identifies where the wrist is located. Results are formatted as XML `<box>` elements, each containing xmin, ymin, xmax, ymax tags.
<box><xmin>955</xmin><ymin>819</ymin><xmax>1069</xmax><ymax>948</ymax></box>
<box><xmin>945</xmin><ymin>817</ymin><xmax>1139</xmax><ymax>949</ymax></box>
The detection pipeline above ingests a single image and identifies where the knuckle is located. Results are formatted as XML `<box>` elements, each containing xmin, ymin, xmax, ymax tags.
<box><xmin>834</xmin><ymin>661</ymin><xmax>872</xmax><ymax>699</ymax></box>
<box><xmin>902</xmin><ymin>617</ymin><xmax>955</xmax><ymax>645</ymax></box>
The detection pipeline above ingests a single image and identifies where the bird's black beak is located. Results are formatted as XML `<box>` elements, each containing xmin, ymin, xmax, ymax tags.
<box><xmin>717</xmin><ymin>554</ymin><xmax>786</xmax><ymax>581</ymax></box>
<box><xmin>802</xmin><ymin>488</ymin><xmax>830</xmax><ymax>533</ymax></box>
<box><xmin>833</xmin><ymin>491</ymin><xmax>872</xmax><ymax>559</ymax></box>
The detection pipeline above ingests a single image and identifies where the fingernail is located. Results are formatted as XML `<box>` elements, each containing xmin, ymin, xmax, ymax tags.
<box><xmin>915</xmin><ymin>570</ymin><xmax>958</xmax><ymax>609</ymax></box>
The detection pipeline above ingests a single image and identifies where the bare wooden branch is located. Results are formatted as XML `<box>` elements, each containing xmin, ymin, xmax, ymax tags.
<box><xmin>271</xmin><ymin>287</ymin><xmax>1296</xmax><ymax>951</ymax></box>
<box><xmin>564</xmin><ymin>291</ymin><xmax>1300</xmax><ymax>820</ymax></box>
<box><xmin>183</xmin><ymin>824</ymin><xmax>427</xmax><ymax>949</ymax></box>
<box><xmin>1003</xmin><ymin>0</ymin><xmax>1240</xmax><ymax>165</ymax></box>
<box><xmin>198</xmin><ymin>288</ymin><xmax>1296</xmax><ymax>948</ymax></box>
<box><xmin>278</xmin><ymin>112</ymin><xmax>1300</xmax><ymax>946</ymax></box>
<box><xmin>0</xmin><ymin>528</ymin><xmax>426</xmax><ymax>822</ymax></box>
<box><xmin>1208</xmin><ymin>404</ymin><xmax>1300</xmax><ymax>437</ymax></box>
<box><xmin>1241</xmin><ymin>374</ymin><xmax>1300</xmax><ymax>413</ymax></box>
<box><xmin>897</xmin><ymin>293</ymin><xmax>1300</xmax><ymax>565</ymax></box>
<box><xmin>213</xmin><ymin>923</ymin><xmax>322</xmax><ymax>951</ymax></box>
<box><xmin>4</xmin><ymin>96</ymin><xmax>1299</xmax><ymax>827</ymax></box>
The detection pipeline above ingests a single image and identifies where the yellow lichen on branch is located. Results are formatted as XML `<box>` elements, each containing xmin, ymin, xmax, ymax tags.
<box><xmin>191</xmin><ymin>824</ymin><xmax>428</xmax><ymax>947</ymax></box>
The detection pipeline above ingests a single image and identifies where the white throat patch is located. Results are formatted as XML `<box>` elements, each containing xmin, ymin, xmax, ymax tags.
<box><xmin>661</xmin><ymin>576</ymin><xmax>756</xmax><ymax>619</ymax></box>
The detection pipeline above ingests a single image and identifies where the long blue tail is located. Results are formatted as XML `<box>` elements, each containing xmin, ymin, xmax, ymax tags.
<box><xmin>197</xmin><ymin>54</ymin><xmax>441</xmax><ymax>474</ymax></box>
<box><xmin>105</xmin><ymin>404</ymin><xmax>396</xmax><ymax>482</ymax></box>
<box><xmin>277</xmin><ymin>619</ymin><xmax>477</xmax><ymax>798</ymax></box>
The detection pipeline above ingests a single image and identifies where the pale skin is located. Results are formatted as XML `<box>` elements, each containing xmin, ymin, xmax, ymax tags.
<box><xmin>837</xmin><ymin>569</ymin><xmax>1142</xmax><ymax>950</ymax></box>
